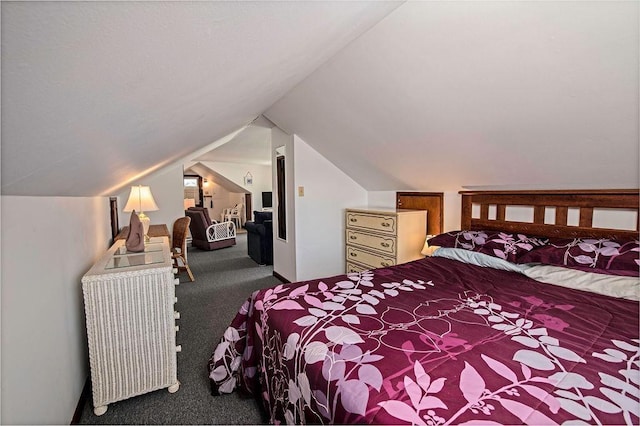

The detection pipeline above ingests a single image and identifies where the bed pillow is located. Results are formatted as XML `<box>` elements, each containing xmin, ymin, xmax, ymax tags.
<box><xmin>433</xmin><ymin>247</ymin><xmax>529</xmax><ymax>273</ymax></box>
<box><xmin>523</xmin><ymin>264</ymin><xmax>640</xmax><ymax>301</ymax></box>
<box><xmin>427</xmin><ymin>230</ymin><xmax>548</xmax><ymax>262</ymax></box>
<box><xmin>518</xmin><ymin>237</ymin><xmax>640</xmax><ymax>277</ymax></box>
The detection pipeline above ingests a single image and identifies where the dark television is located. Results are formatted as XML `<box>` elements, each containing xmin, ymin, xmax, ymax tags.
<box><xmin>262</xmin><ymin>191</ymin><xmax>273</xmax><ymax>208</ymax></box>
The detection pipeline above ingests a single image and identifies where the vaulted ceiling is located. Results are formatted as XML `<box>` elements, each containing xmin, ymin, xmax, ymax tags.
<box><xmin>1</xmin><ymin>1</ymin><xmax>401</xmax><ymax>196</ymax></box>
<box><xmin>265</xmin><ymin>1</ymin><xmax>639</xmax><ymax>191</ymax></box>
<box><xmin>2</xmin><ymin>1</ymin><xmax>637</xmax><ymax>197</ymax></box>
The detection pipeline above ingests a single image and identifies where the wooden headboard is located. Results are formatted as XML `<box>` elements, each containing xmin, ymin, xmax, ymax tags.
<box><xmin>460</xmin><ymin>189</ymin><xmax>639</xmax><ymax>239</ymax></box>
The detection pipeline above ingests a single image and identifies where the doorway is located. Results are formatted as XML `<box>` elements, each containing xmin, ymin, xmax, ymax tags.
<box><xmin>183</xmin><ymin>175</ymin><xmax>203</xmax><ymax>207</ymax></box>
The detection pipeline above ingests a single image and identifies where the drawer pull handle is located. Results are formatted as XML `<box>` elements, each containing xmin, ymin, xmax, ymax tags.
<box><xmin>349</xmin><ymin>235</ymin><xmax>357</xmax><ymax>240</ymax></box>
<box><xmin>381</xmin><ymin>222</ymin><xmax>391</xmax><ymax>227</ymax></box>
<box><xmin>174</xmin><ymin>278</ymin><xmax>180</xmax><ymax>286</ymax></box>
<box><xmin>350</xmin><ymin>252</ymin><xmax>357</xmax><ymax>257</ymax></box>
<box><xmin>380</xmin><ymin>242</ymin><xmax>390</xmax><ymax>248</ymax></box>
<box><xmin>380</xmin><ymin>262</ymin><xmax>390</xmax><ymax>267</ymax></box>
<box><xmin>174</xmin><ymin>311</ymin><xmax>181</xmax><ymax>320</ymax></box>
<box><xmin>349</xmin><ymin>218</ymin><xmax>358</xmax><ymax>223</ymax></box>
<box><xmin>176</xmin><ymin>345</ymin><xmax>182</xmax><ymax>353</ymax></box>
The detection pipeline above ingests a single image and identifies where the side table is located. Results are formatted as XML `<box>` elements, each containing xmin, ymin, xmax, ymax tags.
<box><xmin>115</xmin><ymin>223</ymin><xmax>170</xmax><ymax>241</ymax></box>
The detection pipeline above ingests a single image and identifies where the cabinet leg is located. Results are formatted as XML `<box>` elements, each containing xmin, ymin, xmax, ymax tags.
<box><xmin>168</xmin><ymin>381</ymin><xmax>180</xmax><ymax>393</ymax></box>
<box><xmin>94</xmin><ymin>405</ymin><xmax>108</xmax><ymax>416</ymax></box>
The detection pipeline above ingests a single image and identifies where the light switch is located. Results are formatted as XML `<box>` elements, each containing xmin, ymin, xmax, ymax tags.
<box><xmin>298</xmin><ymin>186</ymin><xmax>305</xmax><ymax>197</ymax></box>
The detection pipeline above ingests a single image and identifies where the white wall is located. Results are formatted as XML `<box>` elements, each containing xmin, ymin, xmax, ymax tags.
<box><xmin>115</xmin><ymin>163</ymin><xmax>185</xmax><ymax>235</ymax></box>
<box><xmin>200</xmin><ymin>161</ymin><xmax>272</xmax><ymax>220</ymax></box>
<box><xmin>1</xmin><ymin>195</ymin><xmax>111</xmax><ymax>424</ymax></box>
<box><xmin>294</xmin><ymin>136</ymin><xmax>368</xmax><ymax>280</ymax></box>
<box><xmin>271</xmin><ymin>128</ymin><xmax>297</xmax><ymax>281</ymax></box>
<box><xmin>202</xmin><ymin>187</ymin><xmax>246</xmax><ymax>222</ymax></box>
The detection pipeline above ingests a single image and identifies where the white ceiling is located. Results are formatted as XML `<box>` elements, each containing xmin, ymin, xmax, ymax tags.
<box><xmin>265</xmin><ymin>1</ymin><xmax>639</xmax><ymax>191</ymax></box>
<box><xmin>2</xmin><ymin>1</ymin><xmax>637</xmax><ymax>197</ymax></box>
<box><xmin>1</xmin><ymin>1</ymin><xmax>401</xmax><ymax>196</ymax></box>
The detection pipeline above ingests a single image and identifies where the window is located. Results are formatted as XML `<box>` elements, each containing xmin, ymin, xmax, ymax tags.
<box><xmin>184</xmin><ymin>177</ymin><xmax>198</xmax><ymax>187</ymax></box>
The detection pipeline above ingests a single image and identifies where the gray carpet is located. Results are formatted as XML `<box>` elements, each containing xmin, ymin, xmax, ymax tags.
<box><xmin>79</xmin><ymin>234</ymin><xmax>280</xmax><ymax>424</ymax></box>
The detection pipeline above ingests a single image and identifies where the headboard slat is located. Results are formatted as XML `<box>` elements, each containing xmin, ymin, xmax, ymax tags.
<box><xmin>555</xmin><ymin>206</ymin><xmax>568</xmax><ymax>226</ymax></box>
<box><xmin>579</xmin><ymin>207</ymin><xmax>594</xmax><ymax>228</ymax></box>
<box><xmin>460</xmin><ymin>189</ymin><xmax>639</xmax><ymax>239</ymax></box>
<box><xmin>480</xmin><ymin>204</ymin><xmax>489</xmax><ymax>220</ymax></box>
<box><xmin>533</xmin><ymin>206</ymin><xmax>545</xmax><ymax>224</ymax></box>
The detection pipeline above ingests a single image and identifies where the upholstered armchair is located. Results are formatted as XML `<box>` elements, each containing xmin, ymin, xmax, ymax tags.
<box><xmin>185</xmin><ymin>207</ymin><xmax>236</xmax><ymax>251</ymax></box>
<box><xmin>244</xmin><ymin>211</ymin><xmax>273</xmax><ymax>265</ymax></box>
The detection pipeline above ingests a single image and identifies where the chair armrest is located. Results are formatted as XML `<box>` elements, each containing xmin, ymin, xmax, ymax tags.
<box><xmin>245</xmin><ymin>221</ymin><xmax>267</xmax><ymax>236</ymax></box>
<box><xmin>206</xmin><ymin>221</ymin><xmax>237</xmax><ymax>242</ymax></box>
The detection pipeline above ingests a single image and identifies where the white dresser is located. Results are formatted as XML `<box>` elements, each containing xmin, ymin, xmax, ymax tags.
<box><xmin>345</xmin><ymin>208</ymin><xmax>427</xmax><ymax>273</ymax></box>
<box><xmin>82</xmin><ymin>237</ymin><xmax>180</xmax><ymax>416</ymax></box>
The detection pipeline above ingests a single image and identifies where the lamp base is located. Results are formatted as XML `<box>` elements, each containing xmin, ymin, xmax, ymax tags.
<box><xmin>138</xmin><ymin>212</ymin><xmax>151</xmax><ymax>242</ymax></box>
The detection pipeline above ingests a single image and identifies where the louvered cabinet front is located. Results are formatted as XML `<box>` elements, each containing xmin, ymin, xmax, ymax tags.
<box><xmin>345</xmin><ymin>208</ymin><xmax>427</xmax><ymax>273</ymax></box>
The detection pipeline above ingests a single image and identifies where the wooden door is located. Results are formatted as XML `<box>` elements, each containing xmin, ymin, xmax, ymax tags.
<box><xmin>276</xmin><ymin>155</ymin><xmax>286</xmax><ymax>240</ymax></box>
<box><xmin>245</xmin><ymin>193</ymin><xmax>252</xmax><ymax>222</ymax></box>
<box><xmin>396</xmin><ymin>192</ymin><xmax>443</xmax><ymax>235</ymax></box>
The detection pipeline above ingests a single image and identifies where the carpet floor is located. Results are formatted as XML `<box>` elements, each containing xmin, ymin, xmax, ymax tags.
<box><xmin>78</xmin><ymin>234</ymin><xmax>280</xmax><ymax>424</ymax></box>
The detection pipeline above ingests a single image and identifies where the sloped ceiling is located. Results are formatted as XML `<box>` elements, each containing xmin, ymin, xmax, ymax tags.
<box><xmin>194</xmin><ymin>123</ymin><xmax>272</xmax><ymax>166</ymax></box>
<box><xmin>1</xmin><ymin>1</ymin><xmax>402</xmax><ymax>196</ymax></box>
<box><xmin>186</xmin><ymin>163</ymin><xmax>245</xmax><ymax>194</ymax></box>
<box><xmin>265</xmin><ymin>1</ymin><xmax>639</xmax><ymax>191</ymax></box>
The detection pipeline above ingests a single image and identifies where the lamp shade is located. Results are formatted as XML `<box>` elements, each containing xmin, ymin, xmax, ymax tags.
<box><xmin>123</xmin><ymin>185</ymin><xmax>159</xmax><ymax>213</ymax></box>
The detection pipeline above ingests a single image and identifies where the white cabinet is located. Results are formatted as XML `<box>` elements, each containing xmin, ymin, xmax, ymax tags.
<box><xmin>345</xmin><ymin>208</ymin><xmax>427</xmax><ymax>272</ymax></box>
<box><xmin>82</xmin><ymin>237</ymin><xmax>180</xmax><ymax>416</ymax></box>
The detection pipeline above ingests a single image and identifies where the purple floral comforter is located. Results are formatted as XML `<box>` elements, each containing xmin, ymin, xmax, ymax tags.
<box><xmin>208</xmin><ymin>257</ymin><xmax>639</xmax><ymax>425</ymax></box>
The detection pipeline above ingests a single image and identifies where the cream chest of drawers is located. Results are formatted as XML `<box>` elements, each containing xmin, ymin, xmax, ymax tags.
<box><xmin>82</xmin><ymin>237</ymin><xmax>181</xmax><ymax>416</ymax></box>
<box><xmin>345</xmin><ymin>208</ymin><xmax>427</xmax><ymax>273</ymax></box>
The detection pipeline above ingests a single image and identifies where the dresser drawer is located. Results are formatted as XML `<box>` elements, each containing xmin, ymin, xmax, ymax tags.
<box><xmin>346</xmin><ymin>246</ymin><xmax>395</xmax><ymax>269</ymax></box>
<box><xmin>346</xmin><ymin>211</ymin><xmax>397</xmax><ymax>235</ymax></box>
<box><xmin>346</xmin><ymin>229</ymin><xmax>396</xmax><ymax>255</ymax></box>
<box><xmin>346</xmin><ymin>261</ymin><xmax>369</xmax><ymax>273</ymax></box>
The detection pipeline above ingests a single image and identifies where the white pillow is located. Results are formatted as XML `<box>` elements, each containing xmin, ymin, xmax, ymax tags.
<box><xmin>523</xmin><ymin>264</ymin><xmax>640</xmax><ymax>301</ymax></box>
<box><xmin>432</xmin><ymin>247</ymin><xmax>528</xmax><ymax>274</ymax></box>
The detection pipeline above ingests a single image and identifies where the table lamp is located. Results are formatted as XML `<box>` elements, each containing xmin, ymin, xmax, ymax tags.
<box><xmin>123</xmin><ymin>185</ymin><xmax>159</xmax><ymax>241</ymax></box>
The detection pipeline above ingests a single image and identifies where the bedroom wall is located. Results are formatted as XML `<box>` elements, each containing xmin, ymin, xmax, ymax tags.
<box><xmin>199</xmin><ymin>161</ymin><xmax>272</xmax><ymax>221</ymax></box>
<box><xmin>1</xmin><ymin>195</ymin><xmax>111</xmax><ymax>424</ymax></box>
<box><xmin>293</xmin><ymin>135</ymin><xmax>368</xmax><ymax>281</ymax></box>
<box><xmin>115</xmin><ymin>163</ymin><xmax>185</xmax><ymax>235</ymax></box>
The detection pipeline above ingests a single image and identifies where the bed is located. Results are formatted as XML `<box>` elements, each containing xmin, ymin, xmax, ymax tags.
<box><xmin>208</xmin><ymin>189</ymin><xmax>639</xmax><ymax>425</ymax></box>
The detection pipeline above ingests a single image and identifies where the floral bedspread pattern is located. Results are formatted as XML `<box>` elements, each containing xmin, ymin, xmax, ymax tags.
<box><xmin>208</xmin><ymin>258</ymin><xmax>640</xmax><ymax>425</ymax></box>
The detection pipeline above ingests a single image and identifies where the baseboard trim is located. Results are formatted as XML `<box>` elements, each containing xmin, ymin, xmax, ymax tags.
<box><xmin>272</xmin><ymin>271</ymin><xmax>290</xmax><ymax>283</ymax></box>
<box><xmin>70</xmin><ymin>375</ymin><xmax>90</xmax><ymax>424</ymax></box>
